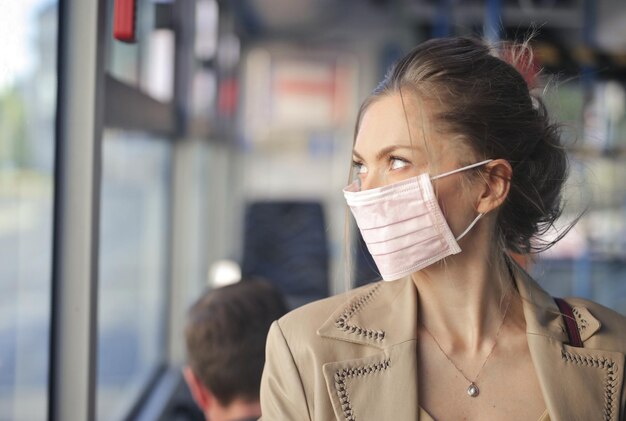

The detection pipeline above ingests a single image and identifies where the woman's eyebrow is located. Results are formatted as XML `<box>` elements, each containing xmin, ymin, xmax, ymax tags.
<box><xmin>352</xmin><ymin>144</ymin><xmax>421</xmax><ymax>161</ymax></box>
<box><xmin>352</xmin><ymin>150</ymin><xmax>365</xmax><ymax>161</ymax></box>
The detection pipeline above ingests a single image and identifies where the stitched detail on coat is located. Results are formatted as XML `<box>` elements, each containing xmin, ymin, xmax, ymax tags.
<box><xmin>334</xmin><ymin>359</ymin><xmax>391</xmax><ymax>421</ymax></box>
<box><xmin>572</xmin><ymin>307</ymin><xmax>589</xmax><ymax>331</ymax></box>
<box><xmin>561</xmin><ymin>350</ymin><xmax>618</xmax><ymax>421</ymax></box>
<box><xmin>335</xmin><ymin>284</ymin><xmax>385</xmax><ymax>341</ymax></box>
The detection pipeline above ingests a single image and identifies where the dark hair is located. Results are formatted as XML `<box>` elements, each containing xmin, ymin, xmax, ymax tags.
<box><xmin>356</xmin><ymin>36</ymin><xmax>568</xmax><ymax>254</ymax></box>
<box><xmin>185</xmin><ymin>279</ymin><xmax>288</xmax><ymax>406</ymax></box>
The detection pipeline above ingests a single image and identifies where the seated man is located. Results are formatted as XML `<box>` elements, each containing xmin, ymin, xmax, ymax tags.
<box><xmin>183</xmin><ymin>279</ymin><xmax>288</xmax><ymax>421</ymax></box>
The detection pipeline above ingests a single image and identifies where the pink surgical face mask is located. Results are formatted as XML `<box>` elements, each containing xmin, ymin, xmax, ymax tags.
<box><xmin>343</xmin><ymin>159</ymin><xmax>493</xmax><ymax>281</ymax></box>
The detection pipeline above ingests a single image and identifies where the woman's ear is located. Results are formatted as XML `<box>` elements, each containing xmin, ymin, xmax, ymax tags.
<box><xmin>476</xmin><ymin>159</ymin><xmax>512</xmax><ymax>214</ymax></box>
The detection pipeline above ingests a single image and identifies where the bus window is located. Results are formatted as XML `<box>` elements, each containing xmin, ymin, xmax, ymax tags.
<box><xmin>0</xmin><ymin>1</ymin><xmax>59</xmax><ymax>420</ymax></box>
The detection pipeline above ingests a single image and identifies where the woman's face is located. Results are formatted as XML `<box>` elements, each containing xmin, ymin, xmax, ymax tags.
<box><xmin>352</xmin><ymin>92</ymin><xmax>481</xmax><ymax>237</ymax></box>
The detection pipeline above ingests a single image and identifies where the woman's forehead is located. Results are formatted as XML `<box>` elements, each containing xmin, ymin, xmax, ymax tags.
<box><xmin>354</xmin><ymin>93</ymin><xmax>437</xmax><ymax>155</ymax></box>
<box><xmin>354</xmin><ymin>92</ymin><xmax>476</xmax><ymax>165</ymax></box>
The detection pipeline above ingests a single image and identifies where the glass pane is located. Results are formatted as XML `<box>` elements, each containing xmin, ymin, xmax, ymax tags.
<box><xmin>0</xmin><ymin>1</ymin><xmax>58</xmax><ymax>420</ymax></box>
<box><xmin>97</xmin><ymin>131</ymin><xmax>171</xmax><ymax>420</ymax></box>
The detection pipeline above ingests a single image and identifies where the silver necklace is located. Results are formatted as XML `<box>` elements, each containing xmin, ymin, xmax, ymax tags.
<box><xmin>420</xmin><ymin>294</ymin><xmax>512</xmax><ymax>398</ymax></box>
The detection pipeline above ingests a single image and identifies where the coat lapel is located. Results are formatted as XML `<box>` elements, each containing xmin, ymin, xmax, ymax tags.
<box><xmin>516</xmin><ymin>267</ymin><xmax>625</xmax><ymax>421</ymax></box>
<box><xmin>317</xmin><ymin>277</ymin><xmax>418</xmax><ymax>349</ymax></box>
<box><xmin>322</xmin><ymin>341</ymin><xmax>418</xmax><ymax>421</ymax></box>
<box><xmin>318</xmin><ymin>278</ymin><xmax>419</xmax><ymax>421</ymax></box>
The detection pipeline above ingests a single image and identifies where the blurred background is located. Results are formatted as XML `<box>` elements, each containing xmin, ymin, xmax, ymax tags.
<box><xmin>2</xmin><ymin>0</ymin><xmax>626</xmax><ymax>420</ymax></box>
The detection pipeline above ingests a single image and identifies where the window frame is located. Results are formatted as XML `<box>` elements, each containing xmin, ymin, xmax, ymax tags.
<box><xmin>49</xmin><ymin>0</ymin><xmax>107</xmax><ymax>419</ymax></box>
<box><xmin>50</xmin><ymin>0</ymin><xmax>217</xmax><ymax>420</ymax></box>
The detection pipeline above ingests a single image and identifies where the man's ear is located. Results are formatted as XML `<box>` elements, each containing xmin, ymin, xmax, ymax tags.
<box><xmin>183</xmin><ymin>365</ymin><xmax>213</xmax><ymax>413</ymax></box>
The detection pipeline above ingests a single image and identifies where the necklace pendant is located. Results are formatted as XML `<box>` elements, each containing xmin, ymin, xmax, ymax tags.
<box><xmin>467</xmin><ymin>382</ymin><xmax>479</xmax><ymax>397</ymax></box>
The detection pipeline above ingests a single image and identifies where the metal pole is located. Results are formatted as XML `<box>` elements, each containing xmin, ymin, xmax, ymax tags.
<box><xmin>166</xmin><ymin>0</ymin><xmax>197</xmax><ymax>366</ymax></box>
<box><xmin>484</xmin><ymin>0</ymin><xmax>502</xmax><ymax>44</ymax></box>
<box><xmin>574</xmin><ymin>0</ymin><xmax>596</xmax><ymax>300</ymax></box>
<box><xmin>173</xmin><ymin>0</ymin><xmax>196</xmax><ymax>138</ymax></box>
<box><xmin>432</xmin><ymin>0</ymin><xmax>453</xmax><ymax>38</ymax></box>
<box><xmin>581</xmin><ymin>0</ymin><xmax>596</xmax><ymax>90</ymax></box>
<box><xmin>49</xmin><ymin>0</ymin><xmax>106</xmax><ymax>419</ymax></box>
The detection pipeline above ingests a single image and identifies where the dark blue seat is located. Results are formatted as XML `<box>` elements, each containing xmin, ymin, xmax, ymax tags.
<box><xmin>242</xmin><ymin>201</ymin><xmax>330</xmax><ymax>308</ymax></box>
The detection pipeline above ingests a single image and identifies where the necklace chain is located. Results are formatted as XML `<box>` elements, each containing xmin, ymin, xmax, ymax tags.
<box><xmin>420</xmin><ymin>293</ymin><xmax>512</xmax><ymax>396</ymax></box>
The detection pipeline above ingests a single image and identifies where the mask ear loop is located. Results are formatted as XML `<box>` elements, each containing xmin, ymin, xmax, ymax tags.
<box><xmin>431</xmin><ymin>159</ymin><xmax>494</xmax><ymax>180</ymax></box>
<box><xmin>455</xmin><ymin>213</ymin><xmax>484</xmax><ymax>241</ymax></box>
<box><xmin>431</xmin><ymin>159</ymin><xmax>493</xmax><ymax>241</ymax></box>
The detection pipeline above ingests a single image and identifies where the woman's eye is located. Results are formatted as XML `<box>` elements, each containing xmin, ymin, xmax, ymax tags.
<box><xmin>352</xmin><ymin>161</ymin><xmax>368</xmax><ymax>174</ymax></box>
<box><xmin>390</xmin><ymin>157</ymin><xmax>409</xmax><ymax>170</ymax></box>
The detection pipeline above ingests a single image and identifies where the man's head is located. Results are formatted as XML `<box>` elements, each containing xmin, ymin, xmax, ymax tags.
<box><xmin>183</xmin><ymin>279</ymin><xmax>288</xmax><ymax>421</ymax></box>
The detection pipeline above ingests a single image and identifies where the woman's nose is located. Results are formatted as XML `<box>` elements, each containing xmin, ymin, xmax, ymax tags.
<box><xmin>359</xmin><ymin>171</ymin><xmax>385</xmax><ymax>191</ymax></box>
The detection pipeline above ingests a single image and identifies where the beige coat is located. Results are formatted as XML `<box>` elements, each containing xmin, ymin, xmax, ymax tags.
<box><xmin>260</xmin><ymin>270</ymin><xmax>626</xmax><ymax>421</ymax></box>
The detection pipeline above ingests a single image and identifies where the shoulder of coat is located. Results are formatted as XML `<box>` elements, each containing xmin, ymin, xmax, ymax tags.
<box><xmin>564</xmin><ymin>296</ymin><xmax>626</xmax><ymax>351</ymax></box>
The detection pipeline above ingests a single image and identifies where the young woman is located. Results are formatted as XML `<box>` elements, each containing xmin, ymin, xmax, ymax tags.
<box><xmin>259</xmin><ymin>37</ymin><xmax>626</xmax><ymax>421</ymax></box>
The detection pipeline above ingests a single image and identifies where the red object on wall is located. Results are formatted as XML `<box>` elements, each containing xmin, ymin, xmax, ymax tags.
<box><xmin>113</xmin><ymin>0</ymin><xmax>137</xmax><ymax>43</ymax></box>
<box><xmin>218</xmin><ymin>78</ymin><xmax>239</xmax><ymax>118</ymax></box>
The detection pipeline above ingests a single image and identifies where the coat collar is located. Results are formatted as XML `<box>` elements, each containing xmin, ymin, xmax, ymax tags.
<box><xmin>317</xmin><ymin>275</ymin><xmax>418</xmax><ymax>349</ymax></box>
<box><xmin>317</xmin><ymin>267</ymin><xmax>624</xmax><ymax>421</ymax></box>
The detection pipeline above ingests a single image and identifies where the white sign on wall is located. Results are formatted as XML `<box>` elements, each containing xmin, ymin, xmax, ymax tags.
<box><xmin>243</xmin><ymin>47</ymin><xmax>358</xmax><ymax>144</ymax></box>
